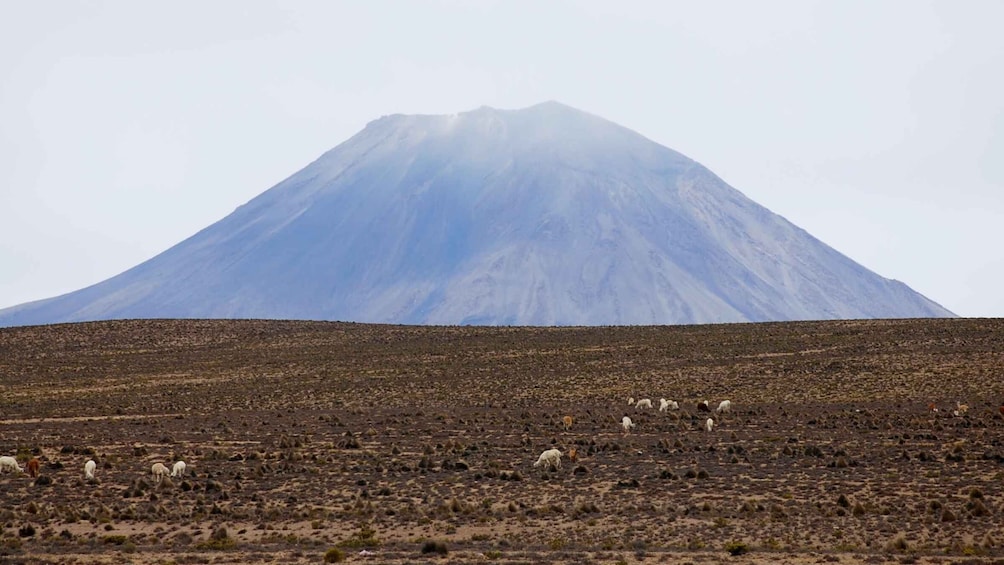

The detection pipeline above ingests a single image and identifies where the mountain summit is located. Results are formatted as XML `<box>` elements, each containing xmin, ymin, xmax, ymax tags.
<box><xmin>0</xmin><ymin>102</ymin><xmax>953</xmax><ymax>326</ymax></box>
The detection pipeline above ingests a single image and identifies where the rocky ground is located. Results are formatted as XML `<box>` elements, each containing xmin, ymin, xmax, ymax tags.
<box><xmin>1</xmin><ymin>318</ymin><xmax>1003</xmax><ymax>564</ymax></box>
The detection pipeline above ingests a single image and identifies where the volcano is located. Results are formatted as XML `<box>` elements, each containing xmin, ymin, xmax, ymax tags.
<box><xmin>0</xmin><ymin>101</ymin><xmax>954</xmax><ymax>327</ymax></box>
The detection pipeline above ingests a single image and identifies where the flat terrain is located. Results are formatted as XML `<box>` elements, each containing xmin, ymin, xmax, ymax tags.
<box><xmin>1</xmin><ymin>318</ymin><xmax>1003</xmax><ymax>564</ymax></box>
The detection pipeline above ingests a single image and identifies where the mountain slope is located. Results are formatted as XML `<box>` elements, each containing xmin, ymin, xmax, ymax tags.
<box><xmin>0</xmin><ymin>101</ymin><xmax>954</xmax><ymax>326</ymax></box>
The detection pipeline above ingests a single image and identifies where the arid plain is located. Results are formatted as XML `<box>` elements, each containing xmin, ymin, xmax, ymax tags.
<box><xmin>1</xmin><ymin>318</ymin><xmax>1003</xmax><ymax>564</ymax></box>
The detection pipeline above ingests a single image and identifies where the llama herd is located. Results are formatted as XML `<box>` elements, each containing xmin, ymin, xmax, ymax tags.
<box><xmin>628</xmin><ymin>396</ymin><xmax>730</xmax><ymax>437</ymax></box>
<box><xmin>534</xmin><ymin>396</ymin><xmax>993</xmax><ymax>472</ymax></box>
<box><xmin>3</xmin><ymin>394</ymin><xmax>728</xmax><ymax>484</ymax></box>
<box><xmin>533</xmin><ymin>395</ymin><xmax>733</xmax><ymax>471</ymax></box>
<box><xmin>0</xmin><ymin>453</ymin><xmax>188</xmax><ymax>485</ymax></box>
<box><xmin>4</xmin><ymin>395</ymin><xmax>993</xmax><ymax>482</ymax></box>
<box><xmin>3</xmin><ymin>393</ymin><xmax>721</xmax><ymax>481</ymax></box>
<box><xmin>627</xmin><ymin>397</ymin><xmax>728</xmax><ymax>415</ymax></box>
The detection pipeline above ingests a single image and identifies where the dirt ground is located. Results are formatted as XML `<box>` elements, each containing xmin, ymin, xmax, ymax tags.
<box><xmin>1</xmin><ymin>318</ymin><xmax>1003</xmax><ymax>564</ymax></box>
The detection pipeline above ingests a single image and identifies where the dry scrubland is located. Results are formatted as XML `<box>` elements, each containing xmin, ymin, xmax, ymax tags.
<box><xmin>1</xmin><ymin>318</ymin><xmax>1003</xmax><ymax>565</ymax></box>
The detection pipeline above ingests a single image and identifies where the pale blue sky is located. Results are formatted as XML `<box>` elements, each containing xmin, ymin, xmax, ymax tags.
<box><xmin>2</xmin><ymin>1</ymin><xmax>1002</xmax><ymax>317</ymax></box>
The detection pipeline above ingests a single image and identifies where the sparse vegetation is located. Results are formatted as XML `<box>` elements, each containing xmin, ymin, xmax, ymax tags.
<box><xmin>0</xmin><ymin>318</ymin><xmax>1002</xmax><ymax>563</ymax></box>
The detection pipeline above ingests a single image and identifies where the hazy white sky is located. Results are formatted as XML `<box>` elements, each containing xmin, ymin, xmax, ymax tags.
<box><xmin>2</xmin><ymin>1</ymin><xmax>1002</xmax><ymax>317</ymax></box>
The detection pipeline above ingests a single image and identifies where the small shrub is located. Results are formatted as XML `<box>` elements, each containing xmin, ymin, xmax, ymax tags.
<box><xmin>725</xmin><ymin>540</ymin><xmax>749</xmax><ymax>556</ymax></box>
<box><xmin>572</xmin><ymin>501</ymin><xmax>599</xmax><ymax>517</ymax></box>
<box><xmin>195</xmin><ymin>527</ymin><xmax>236</xmax><ymax>550</ymax></box>
<box><xmin>421</xmin><ymin>540</ymin><xmax>448</xmax><ymax>555</ymax></box>
<box><xmin>884</xmin><ymin>534</ymin><xmax>909</xmax><ymax>553</ymax></box>
<box><xmin>337</xmin><ymin>524</ymin><xmax>380</xmax><ymax>548</ymax></box>
<box><xmin>196</xmin><ymin>536</ymin><xmax>237</xmax><ymax>550</ymax></box>
<box><xmin>687</xmin><ymin>538</ymin><xmax>706</xmax><ymax>550</ymax></box>
<box><xmin>323</xmin><ymin>547</ymin><xmax>345</xmax><ymax>563</ymax></box>
<box><xmin>967</xmin><ymin>498</ymin><xmax>991</xmax><ymax>517</ymax></box>
<box><xmin>770</xmin><ymin>504</ymin><xmax>787</xmax><ymax>520</ymax></box>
